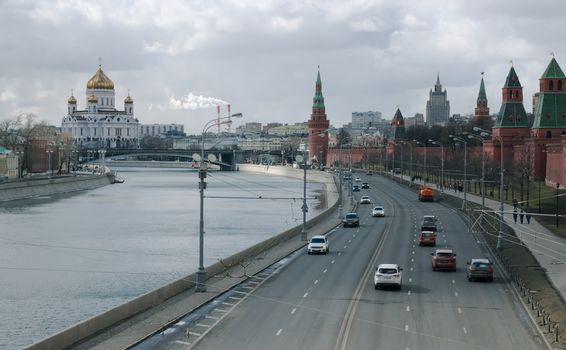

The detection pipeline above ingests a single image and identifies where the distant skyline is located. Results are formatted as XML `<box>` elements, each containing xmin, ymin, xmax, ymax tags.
<box><xmin>1</xmin><ymin>0</ymin><xmax>566</xmax><ymax>134</ymax></box>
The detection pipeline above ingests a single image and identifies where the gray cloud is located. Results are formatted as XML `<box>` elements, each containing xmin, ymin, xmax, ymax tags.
<box><xmin>0</xmin><ymin>0</ymin><xmax>565</xmax><ymax>133</ymax></box>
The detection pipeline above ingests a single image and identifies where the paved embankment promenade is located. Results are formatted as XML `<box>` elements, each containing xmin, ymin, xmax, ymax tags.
<box><xmin>0</xmin><ymin>174</ymin><xmax>113</xmax><ymax>202</ymax></box>
<box><xmin>24</xmin><ymin>165</ymin><xmax>342</xmax><ymax>350</ymax></box>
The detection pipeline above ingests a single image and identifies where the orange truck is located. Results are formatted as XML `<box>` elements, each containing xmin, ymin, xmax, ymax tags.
<box><xmin>418</xmin><ymin>186</ymin><xmax>435</xmax><ymax>202</ymax></box>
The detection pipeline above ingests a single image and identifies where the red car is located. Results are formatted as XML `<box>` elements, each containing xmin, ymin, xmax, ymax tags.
<box><xmin>431</xmin><ymin>249</ymin><xmax>457</xmax><ymax>271</ymax></box>
<box><xmin>418</xmin><ymin>231</ymin><xmax>436</xmax><ymax>246</ymax></box>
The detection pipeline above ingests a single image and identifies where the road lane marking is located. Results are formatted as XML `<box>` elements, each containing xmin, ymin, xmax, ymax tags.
<box><xmin>303</xmin><ymin>292</ymin><xmax>309</xmax><ymax>298</ymax></box>
<box><xmin>409</xmin><ymin>278</ymin><xmax>412</xmax><ymax>283</ymax></box>
<box><xmin>205</xmin><ymin>315</ymin><xmax>219</xmax><ymax>320</ymax></box>
<box><xmin>406</xmin><ymin>305</ymin><xmax>410</xmax><ymax>312</ymax></box>
<box><xmin>452</xmin><ymin>279</ymin><xmax>455</xmax><ymax>284</ymax></box>
<box><xmin>228</xmin><ymin>296</ymin><xmax>241</xmax><ymax>301</ymax></box>
<box><xmin>314</xmin><ymin>279</ymin><xmax>319</xmax><ymax>285</ymax></box>
<box><xmin>189</xmin><ymin>331</ymin><xmax>202</xmax><ymax>336</ymax></box>
<box><xmin>175</xmin><ymin>340</ymin><xmax>191</xmax><ymax>345</ymax></box>
<box><xmin>348</xmin><ymin>239</ymin><xmax>351</xmax><ymax>243</ymax></box>
<box><xmin>353</xmin><ymin>234</ymin><xmax>356</xmax><ymax>238</ymax></box>
<box><xmin>196</xmin><ymin>323</ymin><xmax>211</xmax><ymax>328</ymax></box>
<box><xmin>408</xmin><ymin>291</ymin><xmax>411</xmax><ymax>296</ymax></box>
<box><xmin>458</xmin><ymin>307</ymin><xmax>462</xmax><ymax>314</ymax></box>
<box><xmin>291</xmin><ymin>308</ymin><xmax>297</xmax><ymax>314</ymax></box>
<box><xmin>323</xmin><ymin>269</ymin><xmax>327</xmax><ymax>274</ymax></box>
<box><xmin>276</xmin><ymin>329</ymin><xmax>283</xmax><ymax>336</ymax></box>
<box><xmin>455</xmin><ymin>292</ymin><xmax>459</xmax><ymax>297</ymax></box>
<box><xmin>410</xmin><ymin>267</ymin><xmax>413</xmax><ymax>271</ymax></box>
<box><xmin>411</xmin><ymin>258</ymin><xmax>414</xmax><ymax>262</ymax></box>
<box><xmin>332</xmin><ymin>260</ymin><xmax>335</xmax><ymax>264</ymax></box>
<box><xmin>405</xmin><ymin>325</ymin><xmax>409</xmax><ymax>331</ymax></box>
<box><xmin>343</xmin><ymin>245</ymin><xmax>347</xmax><ymax>249</ymax></box>
<box><xmin>241</xmin><ymin>286</ymin><xmax>254</xmax><ymax>289</ymax></box>
<box><xmin>222</xmin><ymin>302</ymin><xmax>234</xmax><ymax>307</ymax></box>
<box><xmin>338</xmin><ymin>252</ymin><xmax>342</xmax><ymax>256</ymax></box>
<box><xmin>463</xmin><ymin>327</ymin><xmax>467</xmax><ymax>334</ymax></box>
<box><xmin>412</xmin><ymin>251</ymin><xmax>415</xmax><ymax>255</ymax></box>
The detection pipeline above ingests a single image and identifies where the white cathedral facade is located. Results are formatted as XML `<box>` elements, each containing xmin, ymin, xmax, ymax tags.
<box><xmin>61</xmin><ymin>65</ymin><xmax>140</xmax><ymax>149</ymax></box>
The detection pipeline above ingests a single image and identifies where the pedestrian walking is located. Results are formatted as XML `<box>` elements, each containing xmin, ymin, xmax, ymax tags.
<box><xmin>519</xmin><ymin>209</ymin><xmax>525</xmax><ymax>224</ymax></box>
<box><xmin>526</xmin><ymin>212</ymin><xmax>532</xmax><ymax>224</ymax></box>
<box><xmin>513</xmin><ymin>209</ymin><xmax>518</xmax><ymax>223</ymax></box>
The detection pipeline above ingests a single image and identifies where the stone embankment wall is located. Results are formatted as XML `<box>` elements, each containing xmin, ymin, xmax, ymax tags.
<box><xmin>24</xmin><ymin>165</ymin><xmax>338</xmax><ymax>350</ymax></box>
<box><xmin>105</xmin><ymin>160</ymin><xmax>196</xmax><ymax>168</ymax></box>
<box><xmin>0</xmin><ymin>175</ymin><xmax>112</xmax><ymax>202</ymax></box>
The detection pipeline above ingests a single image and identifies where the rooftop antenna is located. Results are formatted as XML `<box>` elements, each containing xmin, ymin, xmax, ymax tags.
<box><xmin>227</xmin><ymin>104</ymin><xmax>232</xmax><ymax>133</ymax></box>
<box><xmin>98</xmin><ymin>57</ymin><xmax>102</xmax><ymax>68</ymax></box>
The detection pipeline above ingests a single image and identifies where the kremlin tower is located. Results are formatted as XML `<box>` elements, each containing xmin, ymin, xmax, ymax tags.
<box><xmin>308</xmin><ymin>68</ymin><xmax>329</xmax><ymax>166</ymax></box>
<box><xmin>473</xmin><ymin>73</ymin><xmax>491</xmax><ymax>129</ymax></box>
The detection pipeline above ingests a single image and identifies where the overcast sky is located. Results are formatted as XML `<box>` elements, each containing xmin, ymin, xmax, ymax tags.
<box><xmin>1</xmin><ymin>0</ymin><xmax>565</xmax><ymax>134</ymax></box>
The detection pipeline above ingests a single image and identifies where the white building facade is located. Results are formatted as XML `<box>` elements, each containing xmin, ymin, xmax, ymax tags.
<box><xmin>61</xmin><ymin>65</ymin><xmax>140</xmax><ymax>149</ymax></box>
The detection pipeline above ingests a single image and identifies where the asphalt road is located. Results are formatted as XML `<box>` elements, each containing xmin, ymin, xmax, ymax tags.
<box><xmin>151</xmin><ymin>174</ymin><xmax>547</xmax><ymax>350</ymax></box>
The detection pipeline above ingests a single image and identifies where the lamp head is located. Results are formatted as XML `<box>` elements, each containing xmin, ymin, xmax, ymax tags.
<box><xmin>231</xmin><ymin>113</ymin><xmax>243</xmax><ymax>118</ymax></box>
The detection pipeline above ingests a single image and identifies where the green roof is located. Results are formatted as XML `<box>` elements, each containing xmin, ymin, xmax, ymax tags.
<box><xmin>504</xmin><ymin>66</ymin><xmax>522</xmax><ymax>88</ymax></box>
<box><xmin>391</xmin><ymin>108</ymin><xmax>406</xmax><ymax>140</ymax></box>
<box><xmin>532</xmin><ymin>93</ymin><xmax>566</xmax><ymax>128</ymax></box>
<box><xmin>312</xmin><ymin>70</ymin><xmax>325</xmax><ymax>109</ymax></box>
<box><xmin>494</xmin><ymin>102</ymin><xmax>529</xmax><ymax>128</ymax></box>
<box><xmin>478</xmin><ymin>77</ymin><xmax>487</xmax><ymax>100</ymax></box>
<box><xmin>541</xmin><ymin>57</ymin><xmax>565</xmax><ymax>79</ymax></box>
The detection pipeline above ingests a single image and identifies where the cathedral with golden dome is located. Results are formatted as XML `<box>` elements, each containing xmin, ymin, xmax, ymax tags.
<box><xmin>61</xmin><ymin>64</ymin><xmax>140</xmax><ymax>149</ymax></box>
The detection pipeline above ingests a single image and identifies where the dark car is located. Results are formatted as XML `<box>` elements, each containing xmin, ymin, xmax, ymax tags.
<box><xmin>361</xmin><ymin>182</ymin><xmax>370</xmax><ymax>189</ymax></box>
<box><xmin>343</xmin><ymin>213</ymin><xmax>360</xmax><ymax>227</ymax></box>
<box><xmin>352</xmin><ymin>185</ymin><xmax>360</xmax><ymax>192</ymax></box>
<box><xmin>467</xmin><ymin>258</ymin><xmax>494</xmax><ymax>282</ymax></box>
<box><xmin>421</xmin><ymin>215</ymin><xmax>438</xmax><ymax>231</ymax></box>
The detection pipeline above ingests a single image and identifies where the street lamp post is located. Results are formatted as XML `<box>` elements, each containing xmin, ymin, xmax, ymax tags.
<box><xmin>450</xmin><ymin>135</ymin><xmax>468</xmax><ymax>210</ymax></box>
<box><xmin>414</xmin><ymin>140</ymin><xmax>427</xmax><ymax>183</ymax></box>
<box><xmin>466</xmin><ymin>132</ymin><xmax>488</xmax><ymax>222</ymax></box>
<box><xmin>195</xmin><ymin>112</ymin><xmax>243</xmax><ymax>292</ymax></box>
<box><xmin>475</xmin><ymin>127</ymin><xmax>505</xmax><ymax>249</ymax></box>
<box><xmin>429</xmin><ymin>140</ymin><xmax>444</xmax><ymax>193</ymax></box>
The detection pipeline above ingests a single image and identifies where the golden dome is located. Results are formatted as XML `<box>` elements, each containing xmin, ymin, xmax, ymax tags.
<box><xmin>87</xmin><ymin>67</ymin><xmax>114</xmax><ymax>90</ymax></box>
<box><xmin>68</xmin><ymin>95</ymin><xmax>77</xmax><ymax>104</ymax></box>
<box><xmin>88</xmin><ymin>94</ymin><xmax>98</xmax><ymax>103</ymax></box>
<box><xmin>124</xmin><ymin>95</ymin><xmax>133</xmax><ymax>104</ymax></box>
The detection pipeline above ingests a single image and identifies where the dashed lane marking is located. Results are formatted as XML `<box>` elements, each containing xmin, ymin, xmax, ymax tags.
<box><xmin>291</xmin><ymin>308</ymin><xmax>297</xmax><ymax>314</ymax></box>
<box><xmin>338</xmin><ymin>252</ymin><xmax>342</xmax><ymax>256</ymax></box>
<box><xmin>410</xmin><ymin>267</ymin><xmax>414</xmax><ymax>271</ymax></box>
<box><xmin>463</xmin><ymin>327</ymin><xmax>467</xmax><ymax>334</ymax></box>
<box><xmin>228</xmin><ymin>296</ymin><xmax>241</xmax><ymax>301</ymax></box>
<box><xmin>189</xmin><ymin>331</ymin><xmax>202</xmax><ymax>336</ymax></box>
<box><xmin>303</xmin><ymin>292</ymin><xmax>309</xmax><ymax>298</ymax></box>
<box><xmin>323</xmin><ymin>269</ymin><xmax>327</xmax><ymax>274</ymax></box>
<box><xmin>411</xmin><ymin>258</ymin><xmax>414</xmax><ymax>263</ymax></box>
<box><xmin>205</xmin><ymin>315</ymin><xmax>219</xmax><ymax>320</ymax></box>
<box><xmin>276</xmin><ymin>329</ymin><xmax>283</xmax><ymax>336</ymax></box>
<box><xmin>314</xmin><ymin>280</ymin><xmax>319</xmax><ymax>285</ymax></box>
<box><xmin>343</xmin><ymin>246</ymin><xmax>347</xmax><ymax>249</ymax></box>
<box><xmin>458</xmin><ymin>308</ymin><xmax>462</xmax><ymax>314</ymax></box>
<box><xmin>408</xmin><ymin>291</ymin><xmax>411</xmax><ymax>296</ymax></box>
<box><xmin>406</xmin><ymin>305</ymin><xmax>410</xmax><ymax>312</ymax></box>
<box><xmin>409</xmin><ymin>278</ymin><xmax>412</xmax><ymax>283</ymax></box>
<box><xmin>213</xmin><ymin>308</ymin><xmax>229</xmax><ymax>313</ymax></box>
<box><xmin>455</xmin><ymin>292</ymin><xmax>459</xmax><ymax>297</ymax></box>
<box><xmin>332</xmin><ymin>260</ymin><xmax>335</xmax><ymax>264</ymax></box>
<box><xmin>348</xmin><ymin>239</ymin><xmax>352</xmax><ymax>243</ymax></box>
<box><xmin>222</xmin><ymin>302</ymin><xmax>234</xmax><ymax>306</ymax></box>
<box><xmin>452</xmin><ymin>279</ymin><xmax>455</xmax><ymax>284</ymax></box>
<box><xmin>196</xmin><ymin>323</ymin><xmax>211</xmax><ymax>328</ymax></box>
<box><xmin>405</xmin><ymin>325</ymin><xmax>409</xmax><ymax>331</ymax></box>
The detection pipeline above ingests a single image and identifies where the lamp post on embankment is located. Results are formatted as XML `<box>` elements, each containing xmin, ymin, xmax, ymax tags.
<box><xmin>195</xmin><ymin>112</ymin><xmax>243</xmax><ymax>293</ymax></box>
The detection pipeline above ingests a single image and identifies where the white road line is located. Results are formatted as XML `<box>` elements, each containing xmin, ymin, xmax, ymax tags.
<box><xmin>213</xmin><ymin>308</ymin><xmax>229</xmax><ymax>313</ymax></box>
<box><xmin>228</xmin><ymin>296</ymin><xmax>241</xmax><ymax>300</ymax></box>
<box><xmin>338</xmin><ymin>252</ymin><xmax>342</xmax><ymax>256</ymax></box>
<box><xmin>232</xmin><ymin>290</ymin><xmax>249</xmax><ymax>295</ymax></box>
<box><xmin>196</xmin><ymin>323</ymin><xmax>211</xmax><ymax>328</ymax></box>
<box><xmin>452</xmin><ymin>279</ymin><xmax>455</xmax><ymax>284</ymax></box>
<box><xmin>348</xmin><ymin>239</ymin><xmax>352</xmax><ymax>243</ymax></box>
<box><xmin>189</xmin><ymin>331</ymin><xmax>202</xmax><ymax>336</ymax></box>
<box><xmin>405</xmin><ymin>325</ymin><xmax>409</xmax><ymax>331</ymax></box>
<box><xmin>410</xmin><ymin>267</ymin><xmax>414</xmax><ymax>271</ymax></box>
<box><xmin>412</xmin><ymin>244</ymin><xmax>415</xmax><ymax>248</ymax></box>
<box><xmin>291</xmin><ymin>308</ymin><xmax>297</xmax><ymax>314</ymax></box>
<box><xmin>241</xmin><ymin>286</ymin><xmax>254</xmax><ymax>290</ymax></box>
<box><xmin>205</xmin><ymin>315</ymin><xmax>219</xmax><ymax>320</ymax></box>
<box><xmin>463</xmin><ymin>327</ymin><xmax>468</xmax><ymax>334</ymax></box>
<box><xmin>222</xmin><ymin>302</ymin><xmax>234</xmax><ymax>306</ymax></box>
<box><xmin>323</xmin><ymin>269</ymin><xmax>327</xmax><ymax>274</ymax></box>
<box><xmin>409</xmin><ymin>278</ymin><xmax>412</xmax><ymax>283</ymax></box>
<box><xmin>331</xmin><ymin>260</ymin><xmax>335</xmax><ymax>264</ymax></box>
<box><xmin>314</xmin><ymin>280</ymin><xmax>319</xmax><ymax>285</ymax></box>
<box><xmin>276</xmin><ymin>329</ymin><xmax>283</xmax><ymax>336</ymax></box>
<box><xmin>343</xmin><ymin>245</ymin><xmax>347</xmax><ymax>249</ymax></box>
<box><xmin>455</xmin><ymin>292</ymin><xmax>459</xmax><ymax>297</ymax></box>
<box><xmin>175</xmin><ymin>340</ymin><xmax>191</xmax><ymax>345</ymax></box>
<box><xmin>412</xmin><ymin>251</ymin><xmax>415</xmax><ymax>255</ymax></box>
<box><xmin>303</xmin><ymin>292</ymin><xmax>309</xmax><ymax>298</ymax></box>
<box><xmin>248</xmin><ymin>281</ymin><xmax>260</xmax><ymax>285</ymax></box>
<box><xmin>408</xmin><ymin>290</ymin><xmax>411</xmax><ymax>296</ymax></box>
<box><xmin>411</xmin><ymin>258</ymin><xmax>414</xmax><ymax>262</ymax></box>
<box><xmin>406</xmin><ymin>305</ymin><xmax>410</xmax><ymax>312</ymax></box>
<box><xmin>458</xmin><ymin>307</ymin><xmax>462</xmax><ymax>314</ymax></box>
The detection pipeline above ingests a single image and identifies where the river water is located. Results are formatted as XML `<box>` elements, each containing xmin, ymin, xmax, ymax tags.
<box><xmin>0</xmin><ymin>167</ymin><xmax>324</xmax><ymax>350</ymax></box>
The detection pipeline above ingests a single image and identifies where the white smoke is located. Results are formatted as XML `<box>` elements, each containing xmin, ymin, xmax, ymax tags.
<box><xmin>168</xmin><ymin>92</ymin><xmax>228</xmax><ymax>110</ymax></box>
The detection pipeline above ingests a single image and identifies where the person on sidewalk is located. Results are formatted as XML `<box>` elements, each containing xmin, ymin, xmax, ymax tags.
<box><xmin>513</xmin><ymin>209</ymin><xmax>518</xmax><ymax>223</ymax></box>
<box><xmin>526</xmin><ymin>212</ymin><xmax>532</xmax><ymax>224</ymax></box>
<box><xmin>519</xmin><ymin>209</ymin><xmax>525</xmax><ymax>224</ymax></box>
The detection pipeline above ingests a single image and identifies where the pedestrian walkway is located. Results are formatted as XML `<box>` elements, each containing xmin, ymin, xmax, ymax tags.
<box><xmin>400</xmin><ymin>173</ymin><xmax>566</xmax><ymax>303</ymax></box>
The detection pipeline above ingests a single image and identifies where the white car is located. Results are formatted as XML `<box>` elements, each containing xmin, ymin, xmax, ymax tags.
<box><xmin>360</xmin><ymin>196</ymin><xmax>371</xmax><ymax>204</ymax></box>
<box><xmin>355</xmin><ymin>177</ymin><xmax>362</xmax><ymax>182</ymax></box>
<box><xmin>374</xmin><ymin>263</ymin><xmax>402</xmax><ymax>290</ymax></box>
<box><xmin>372</xmin><ymin>206</ymin><xmax>385</xmax><ymax>217</ymax></box>
<box><xmin>307</xmin><ymin>235</ymin><xmax>329</xmax><ymax>254</ymax></box>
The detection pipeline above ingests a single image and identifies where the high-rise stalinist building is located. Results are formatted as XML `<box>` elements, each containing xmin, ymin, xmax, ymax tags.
<box><xmin>308</xmin><ymin>68</ymin><xmax>329</xmax><ymax>165</ymax></box>
<box><xmin>61</xmin><ymin>64</ymin><xmax>140</xmax><ymax>149</ymax></box>
<box><xmin>426</xmin><ymin>74</ymin><xmax>450</xmax><ymax>126</ymax></box>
